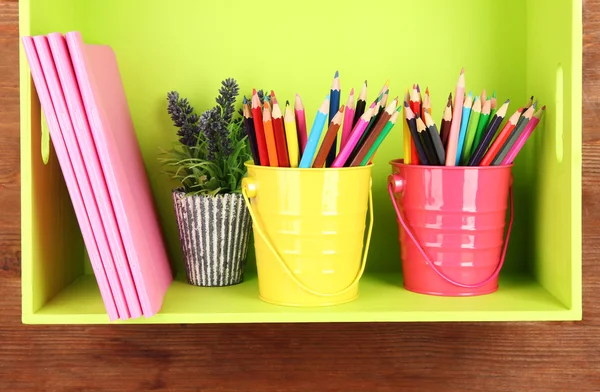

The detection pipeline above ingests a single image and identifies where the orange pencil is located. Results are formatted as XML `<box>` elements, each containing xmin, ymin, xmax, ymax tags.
<box><xmin>262</xmin><ymin>101</ymin><xmax>278</xmax><ymax>167</ymax></box>
<box><xmin>480</xmin><ymin>107</ymin><xmax>523</xmax><ymax>166</ymax></box>
<box><xmin>312</xmin><ymin>106</ymin><xmax>345</xmax><ymax>168</ymax></box>
<box><xmin>271</xmin><ymin>94</ymin><xmax>289</xmax><ymax>167</ymax></box>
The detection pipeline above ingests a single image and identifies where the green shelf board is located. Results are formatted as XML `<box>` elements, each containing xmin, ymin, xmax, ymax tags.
<box><xmin>28</xmin><ymin>271</ymin><xmax>576</xmax><ymax>324</ymax></box>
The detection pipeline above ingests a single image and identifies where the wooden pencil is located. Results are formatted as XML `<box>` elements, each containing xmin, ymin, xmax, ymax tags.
<box><xmin>313</xmin><ymin>105</ymin><xmax>345</xmax><ymax>168</ymax></box>
<box><xmin>468</xmin><ymin>99</ymin><xmax>510</xmax><ymax>166</ymax></box>
<box><xmin>326</xmin><ymin>70</ymin><xmax>341</xmax><ymax>166</ymax></box>
<box><xmin>242</xmin><ymin>96</ymin><xmax>260</xmax><ymax>165</ymax></box>
<box><xmin>340</xmin><ymin>88</ymin><xmax>355</xmax><ymax>150</ymax></box>
<box><xmin>348</xmin><ymin>97</ymin><xmax>398</xmax><ymax>166</ymax></box>
<box><xmin>362</xmin><ymin>106</ymin><xmax>401</xmax><ymax>166</ymax></box>
<box><xmin>283</xmin><ymin>100</ymin><xmax>300</xmax><ymax>167</ymax></box>
<box><xmin>409</xmin><ymin>84</ymin><xmax>422</xmax><ymax>164</ymax></box>
<box><xmin>298</xmin><ymin>95</ymin><xmax>330</xmax><ymax>168</ymax></box>
<box><xmin>251</xmin><ymin>89</ymin><xmax>270</xmax><ymax>166</ymax></box>
<box><xmin>501</xmin><ymin>106</ymin><xmax>545</xmax><ymax>164</ymax></box>
<box><xmin>294</xmin><ymin>94</ymin><xmax>308</xmax><ymax>154</ymax></box>
<box><xmin>332</xmin><ymin>104</ymin><xmax>375</xmax><ymax>168</ymax></box>
<box><xmin>353</xmin><ymin>80</ymin><xmax>367</xmax><ymax>127</ymax></box>
<box><xmin>445</xmin><ymin>68</ymin><xmax>466</xmax><ymax>166</ymax></box>
<box><xmin>404</xmin><ymin>102</ymin><xmax>429</xmax><ymax>164</ymax></box>
<box><xmin>491</xmin><ymin>102</ymin><xmax>537</xmax><ymax>165</ymax></box>
<box><xmin>403</xmin><ymin>89</ymin><xmax>412</xmax><ymax>164</ymax></box>
<box><xmin>455</xmin><ymin>91</ymin><xmax>474</xmax><ymax>165</ymax></box>
<box><xmin>460</xmin><ymin>96</ymin><xmax>482</xmax><ymax>165</ymax></box>
<box><xmin>423</xmin><ymin>110</ymin><xmax>446</xmax><ymax>165</ymax></box>
<box><xmin>416</xmin><ymin>116</ymin><xmax>439</xmax><ymax>165</ymax></box>
<box><xmin>480</xmin><ymin>107</ymin><xmax>523</xmax><ymax>166</ymax></box>
<box><xmin>440</xmin><ymin>93</ymin><xmax>453</xmax><ymax>149</ymax></box>
<box><xmin>262</xmin><ymin>101</ymin><xmax>279</xmax><ymax>167</ymax></box>
<box><xmin>271</xmin><ymin>96</ymin><xmax>290</xmax><ymax>167</ymax></box>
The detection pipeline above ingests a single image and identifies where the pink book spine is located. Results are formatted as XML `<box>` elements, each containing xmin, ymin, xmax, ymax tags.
<box><xmin>21</xmin><ymin>36</ymin><xmax>119</xmax><ymax>321</ymax></box>
<box><xmin>47</xmin><ymin>32</ymin><xmax>143</xmax><ymax>318</ymax></box>
<box><xmin>32</xmin><ymin>34</ymin><xmax>130</xmax><ymax>320</ymax></box>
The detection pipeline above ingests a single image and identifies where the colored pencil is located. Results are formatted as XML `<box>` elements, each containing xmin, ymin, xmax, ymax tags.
<box><xmin>362</xmin><ymin>106</ymin><xmax>401</xmax><ymax>166</ymax></box>
<box><xmin>480</xmin><ymin>108</ymin><xmax>523</xmax><ymax>166</ymax></box>
<box><xmin>262</xmin><ymin>101</ymin><xmax>279</xmax><ymax>167</ymax></box>
<box><xmin>440</xmin><ymin>93</ymin><xmax>453</xmax><ymax>149</ymax></box>
<box><xmin>242</xmin><ymin>96</ymin><xmax>260</xmax><ymax>165</ymax></box>
<box><xmin>423</xmin><ymin>110</ymin><xmax>446</xmax><ymax>165</ymax></box>
<box><xmin>501</xmin><ymin>106</ymin><xmax>545</xmax><ymax>164</ymax></box>
<box><xmin>417</xmin><ymin>116</ymin><xmax>439</xmax><ymax>165</ymax></box>
<box><xmin>251</xmin><ymin>90</ymin><xmax>269</xmax><ymax>166</ymax></box>
<box><xmin>470</xmin><ymin>98</ymin><xmax>491</xmax><ymax>156</ymax></box>
<box><xmin>326</xmin><ymin>71</ymin><xmax>341</xmax><ymax>166</ymax></box>
<box><xmin>409</xmin><ymin>84</ymin><xmax>422</xmax><ymax>164</ymax></box>
<box><xmin>422</xmin><ymin>87</ymin><xmax>432</xmax><ymax>117</ymax></box>
<box><xmin>348</xmin><ymin>97</ymin><xmax>398</xmax><ymax>166</ymax></box>
<box><xmin>294</xmin><ymin>94</ymin><xmax>308</xmax><ymax>154</ymax></box>
<box><xmin>404</xmin><ymin>102</ymin><xmax>429</xmax><ymax>165</ymax></box>
<box><xmin>402</xmin><ymin>89</ymin><xmax>412</xmax><ymax>164</ymax></box>
<box><xmin>332</xmin><ymin>104</ymin><xmax>375</xmax><ymax>168</ymax></box>
<box><xmin>491</xmin><ymin>103</ymin><xmax>537</xmax><ymax>165</ymax></box>
<box><xmin>298</xmin><ymin>95</ymin><xmax>330</xmax><ymax>168</ymax></box>
<box><xmin>489</xmin><ymin>91</ymin><xmax>498</xmax><ymax>123</ymax></box>
<box><xmin>460</xmin><ymin>96</ymin><xmax>482</xmax><ymax>165</ymax></box>
<box><xmin>283</xmin><ymin>100</ymin><xmax>300</xmax><ymax>167</ymax></box>
<box><xmin>340</xmin><ymin>88</ymin><xmax>355</xmax><ymax>150</ymax></box>
<box><xmin>467</xmin><ymin>99</ymin><xmax>510</xmax><ymax>166</ymax></box>
<box><xmin>271</xmin><ymin>96</ymin><xmax>289</xmax><ymax>167</ymax></box>
<box><xmin>455</xmin><ymin>91</ymin><xmax>474</xmax><ymax>165</ymax></box>
<box><xmin>445</xmin><ymin>68</ymin><xmax>466</xmax><ymax>166</ymax></box>
<box><xmin>313</xmin><ymin>106</ymin><xmax>345</xmax><ymax>168</ymax></box>
<box><xmin>353</xmin><ymin>81</ymin><xmax>367</xmax><ymax>127</ymax></box>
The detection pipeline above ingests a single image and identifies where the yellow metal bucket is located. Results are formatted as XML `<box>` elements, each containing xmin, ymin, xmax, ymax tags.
<box><xmin>241</xmin><ymin>163</ymin><xmax>373</xmax><ymax>307</ymax></box>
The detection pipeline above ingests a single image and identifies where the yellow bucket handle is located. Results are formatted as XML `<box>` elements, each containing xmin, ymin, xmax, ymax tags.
<box><xmin>241</xmin><ymin>178</ymin><xmax>373</xmax><ymax>297</ymax></box>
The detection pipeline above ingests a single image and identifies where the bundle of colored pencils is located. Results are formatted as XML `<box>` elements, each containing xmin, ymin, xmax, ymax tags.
<box><xmin>403</xmin><ymin>68</ymin><xmax>546</xmax><ymax>167</ymax></box>
<box><xmin>241</xmin><ymin>71</ymin><xmax>400</xmax><ymax>169</ymax></box>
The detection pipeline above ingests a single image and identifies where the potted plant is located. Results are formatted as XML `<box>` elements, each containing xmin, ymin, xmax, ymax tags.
<box><xmin>160</xmin><ymin>78</ymin><xmax>253</xmax><ymax>287</ymax></box>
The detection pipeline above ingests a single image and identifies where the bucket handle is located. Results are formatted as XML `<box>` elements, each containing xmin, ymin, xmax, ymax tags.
<box><xmin>387</xmin><ymin>173</ymin><xmax>514</xmax><ymax>289</ymax></box>
<box><xmin>241</xmin><ymin>177</ymin><xmax>373</xmax><ymax>297</ymax></box>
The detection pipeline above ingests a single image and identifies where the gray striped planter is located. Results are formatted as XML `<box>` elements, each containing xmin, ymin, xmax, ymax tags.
<box><xmin>172</xmin><ymin>189</ymin><xmax>252</xmax><ymax>287</ymax></box>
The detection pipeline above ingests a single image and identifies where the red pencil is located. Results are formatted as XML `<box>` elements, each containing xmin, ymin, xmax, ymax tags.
<box><xmin>480</xmin><ymin>107</ymin><xmax>523</xmax><ymax>166</ymax></box>
<box><xmin>271</xmin><ymin>95</ymin><xmax>290</xmax><ymax>167</ymax></box>
<box><xmin>251</xmin><ymin>89</ymin><xmax>269</xmax><ymax>166</ymax></box>
<box><xmin>409</xmin><ymin>84</ymin><xmax>421</xmax><ymax>164</ymax></box>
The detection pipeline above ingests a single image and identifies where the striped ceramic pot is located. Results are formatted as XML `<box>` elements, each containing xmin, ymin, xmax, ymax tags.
<box><xmin>172</xmin><ymin>189</ymin><xmax>252</xmax><ymax>287</ymax></box>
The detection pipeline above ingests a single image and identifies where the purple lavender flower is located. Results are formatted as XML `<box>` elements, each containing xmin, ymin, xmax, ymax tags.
<box><xmin>167</xmin><ymin>91</ymin><xmax>200</xmax><ymax>147</ymax></box>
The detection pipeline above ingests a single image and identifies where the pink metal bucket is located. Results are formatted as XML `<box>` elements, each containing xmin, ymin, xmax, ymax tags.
<box><xmin>388</xmin><ymin>159</ymin><xmax>514</xmax><ymax>296</ymax></box>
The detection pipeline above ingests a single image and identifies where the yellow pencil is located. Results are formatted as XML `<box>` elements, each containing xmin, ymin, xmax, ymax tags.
<box><xmin>283</xmin><ymin>101</ymin><xmax>300</xmax><ymax>167</ymax></box>
<box><xmin>403</xmin><ymin>89</ymin><xmax>411</xmax><ymax>164</ymax></box>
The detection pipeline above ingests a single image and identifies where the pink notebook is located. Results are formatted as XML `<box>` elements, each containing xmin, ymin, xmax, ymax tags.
<box><xmin>47</xmin><ymin>32</ymin><xmax>143</xmax><ymax>319</ymax></box>
<box><xmin>22</xmin><ymin>36</ymin><xmax>120</xmax><ymax>321</ymax></box>
<box><xmin>66</xmin><ymin>31</ymin><xmax>173</xmax><ymax>317</ymax></box>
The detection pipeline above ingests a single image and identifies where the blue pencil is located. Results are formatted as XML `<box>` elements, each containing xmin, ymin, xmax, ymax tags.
<box><xmin>326</xmin><ymin>71</ymin><xmax>341</xmax><ymax>166</ymax></box>
<box><xmin>299</xmin><ymin>95</ymin><xmax>330</xmax><ymax>168</ymax></box>
<box><xmin>455</xmin><ymin>91</ymin><xmax>474</xmax><ymax>165</ymax></box>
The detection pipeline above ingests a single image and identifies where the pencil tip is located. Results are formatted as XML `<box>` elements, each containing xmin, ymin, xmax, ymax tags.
<box><xmin>404</xmin><ymin>101</ymin><xmax>409</xmax><ymax>107</ymax></box>
<box><xmin>460</xmin><ymin>67</ymin><xmax>465</xmax><ymax>74</ymax></box>
<box><xmin>286</xmin><ymin>100</ymin><xmax>290</xmax><ymax>106</ymax></box>
<box><xmin>364</xmin><ymin>80</ymin><xmax>368</xmax><ymax>86</ymax></box>
<box><xmin>505</xmin><ymin>99</ymin><xmax>510</xmax><ymax>103</ymax></box>
<box><xmin>270</xmin><ymin>90</ymin><xmax>275</xmax><ymax>97</ymax></box>
<box><xmin>493</xmin><ymin>91</ymin><xmax>497</xmax><ymax>98</ymax></box>
<box><xmin>425</xmin><ymin>87</ymin><xmax>429</xmax><ymax>94</ymax></box>
<box><xmin>335</xmin><ymin>70</ymin><xmax>339</xmax><ymax>78</ymax></box>
<box><xmin>416</xmin><ymin>84</ymin><xmax>420</xmax><ymax>93</ymax></box>
<box><xmin>542</xmin><ymin>105</ymin><xmax>546</xmax><ymax>110</ymax></box>
<box><xmin>468</xmin><ymin>91</ymin><xmax>472</xmax><ymax>97</ymax></box>
<box><xmin>243</xmin><ymin>96</ymin><xmax>247</xmax><ymax>104</ymax></box>
<box><xmin>350</xmin><ymin>87</ymin><xmax>355</xmax><ymax>94</ymax></box>
<box><xmin>252</xmin><ymin>88</ymin><xmax>256</xmax><ymax>95</ymax></box>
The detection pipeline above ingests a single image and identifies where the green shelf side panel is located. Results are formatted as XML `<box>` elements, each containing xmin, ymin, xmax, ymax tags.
<box><xmin>524</xmin><ymin>0</ymin><xmax>582</xmax><ymax>312</ymax></box>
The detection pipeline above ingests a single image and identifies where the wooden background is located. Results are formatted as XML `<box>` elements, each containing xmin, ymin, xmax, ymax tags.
<box><xmin>0</xmin><ymin>0</ymin><xmax>597</xmax><ymax>390</ymax></box>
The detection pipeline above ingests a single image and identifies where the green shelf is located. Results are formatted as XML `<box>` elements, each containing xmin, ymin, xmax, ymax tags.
<box><xmin>20</xmin><ymin>0</ymin><xmax>582</xmax><ymax>323</ymax></box>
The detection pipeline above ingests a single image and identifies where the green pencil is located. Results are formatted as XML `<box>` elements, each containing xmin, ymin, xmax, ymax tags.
<box><xmin>360</xmin><ymin>106</ymin><xmax>400</xmax><ymax>165</ymax></box>
<box><xmin>470</xmin><ymin>98</ymin><xmax>492</xmax><ymax>156</ymax></box>
<box><xmin>461</xmin><ymin>96</ymin><xmax>482</xmax><ymax>164</ymax></box>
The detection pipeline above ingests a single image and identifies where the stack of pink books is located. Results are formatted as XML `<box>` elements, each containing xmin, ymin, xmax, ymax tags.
<box><xmin>21</xmin><ymin>31</ymin><xmax>173</xmax><ymax>322</ymax></box>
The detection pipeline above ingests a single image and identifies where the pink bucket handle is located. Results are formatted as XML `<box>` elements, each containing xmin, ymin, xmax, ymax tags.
<box><xmin>387</xmin><ymin>173</ymin><xmax>514</xmax><ymax>289</ymax></box>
